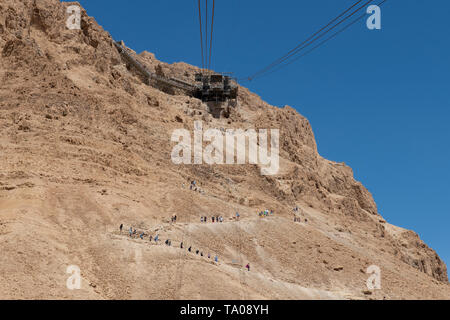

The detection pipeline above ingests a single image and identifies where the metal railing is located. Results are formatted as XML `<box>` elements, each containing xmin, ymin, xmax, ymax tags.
<box><xmin>113</xmin><ymin>41</ymin><xmax>196</xmax><ymax>93</ymax></box>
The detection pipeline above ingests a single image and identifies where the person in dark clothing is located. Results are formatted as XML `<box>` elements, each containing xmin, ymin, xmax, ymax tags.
<box><xmin>246</xmin><ymin>263</ymin><xmax>250</xmax><ymax>272</ymax></box>
<box><xmin>119</xmin><ymin>224</ymin><xmax>123</xmax><ymax>232</ymax></box>
<box><xmin>196</xmin><ymin>250</ymin><xmax>199</xmax><ymax>255</ymax></box>
<box><xmin>180</xmin><ymin>242</ymin><xmax>183</xmax><ymax>249</ymax></box>
<box><xmin>188</xmin><ymin>246</ymin><xmax>192</xmax><ymax>252</ymax></box>
<box><xmin>212</xmin><ymin>217</ymin><xmax>215</xmax><ymax>223</ymax></box>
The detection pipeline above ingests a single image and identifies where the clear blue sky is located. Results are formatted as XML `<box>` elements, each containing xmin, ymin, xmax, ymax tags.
<box><xmin>67</xmin><ymin>1</ymin><xmax>449</xmax><ymax>268</ymax></box>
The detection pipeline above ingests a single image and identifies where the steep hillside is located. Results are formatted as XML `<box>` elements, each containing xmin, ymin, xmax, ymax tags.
<box><xmin>0</xmin><ymin>0</ymin><xmax>448</xmax><ymax>299</ymax></box>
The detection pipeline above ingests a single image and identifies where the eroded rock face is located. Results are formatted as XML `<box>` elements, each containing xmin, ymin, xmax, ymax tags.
<box><xmin>0</xmin><ymin>0</ymin><xmax>447</xmax><ymax>299</ymax></box>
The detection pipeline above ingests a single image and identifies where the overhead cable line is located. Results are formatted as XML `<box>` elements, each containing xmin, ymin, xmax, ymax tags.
<box><xmin>244</xmin><ymin>0</ymin><xmax>373</xmax><ymax>81</ymax></box>
<box><xmin>245</xmin><ymin>0</ymin><xmax>364</xmax><ymax>80</ymax></box>
<box><xmin>205</xmin><ymin>0</ymin><xmax>208</xmax><ymax>73</ymax></box>
<box><xmin>251</xmin><ymin>0</ymin><xmax>388</xmax><ymax>80</ymax></box>
<box><xmin>208</xmin><ymin>0</ymin><xmax>216</xmax><ymax>71</ymax></box>
<box><xmin>197</xmin><ymin>0</ymin><xmax>205</xmax><ymax>71</ymax></box>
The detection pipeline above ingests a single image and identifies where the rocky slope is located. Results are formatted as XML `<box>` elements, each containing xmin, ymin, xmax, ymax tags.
<box><xmin>0</xmin><ymin>0</ymin><xmax>448</xmax><ymax>299</ymax></box>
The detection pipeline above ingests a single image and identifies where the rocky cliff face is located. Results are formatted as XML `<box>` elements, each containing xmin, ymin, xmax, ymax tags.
<box><xmin>0</xmin><ymin>0</ymin><xmax>448</xmax><ymax>299</ymax></box>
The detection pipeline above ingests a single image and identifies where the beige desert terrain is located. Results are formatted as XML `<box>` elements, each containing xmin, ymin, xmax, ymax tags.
<box><xmin>0</xmin><ymin>0</ymin><xmax>448</xmax><ymax>300</ymax></box>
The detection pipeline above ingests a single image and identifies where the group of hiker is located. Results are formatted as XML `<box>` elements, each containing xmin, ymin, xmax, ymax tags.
<box><xmin>200</xmin><ymin>215</ymin><xmax>224</xmax><ymax>223</ymax></box>
<box><xmin>258</xmin><ymin>209</ymin><xmax>273</xmax><ymax>218</ymax></box>
<box><xmin>117</xmin><ymin>204</ymin><xmax>313</xmax><ymax>276</ymax></box>
<box><xmin>199</xmin><ymin>211</ymin><xmax>243</xmax><ymax>223</ymax></box>
<box><xmin>119</xmin><ymin>224</ymin><xmax>220</xmax><ymax>264</ymax></box>
<box><xmin>183</xmin><ymin>180</ymin><xmax>206</xmax><ymax>195</ymax></box>
<box><xmin>293</xmin><ymin>206</ymin><xmax>307</xmax><ymax>223</ymax></box>
<box><xmin>185</xmin><ymin>243</ymin><xmax>219</xmax><ymax>262</ymax></box>
<box><xmin>121</xmin><ymin>224</ymin><xmax>148</xmax><ymax>240</ymax></box>
<box><xmin>120</xmin><ymin>224</ymin><xmax>160</xmax><ymax>242</ymax></box>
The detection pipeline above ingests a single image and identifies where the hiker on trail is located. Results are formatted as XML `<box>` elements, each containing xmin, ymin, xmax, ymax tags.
<box><xmin>180</xmin><ymin>242</ymin><xmax>183</xmax><ymax>249</ymax></box>
<box><xmin>140</xmin><ymin>232</ymin><xmax>144</xmax><ymax>240</ymax></box>
<box><xmin>149</xmin><ymin>235</ymin><xmax>153</xmax><ymax>242</ymax></box>
<box><xmin>246</xmin><ymin>263</ymin><xmax>250</xmax><ymax>272</ymax></box>
<box><xmin>236</xmin><ymin>212</ymin><xmax>240</xmax><ymax>221</ymax></box>
<box><xmin>212</xmin><ymin>216</ymin><xmax>215</xmax><ymax>223</ymax></box>
<box><xmin>208</xmin><ymin>253</ymin><xmax>211</xmax><ymax>259</ymax></box>
<box><xmin>201</xmin><ymin>252</ymin><xmax>203</xmax><ymax>257</ymax></box>
<box><xmin>174</xmin><ymin>215</ymin><xmax>177</xmax><ymax>223</ymax></box>
<box><xmin>133</xmin><ymin>229</ymin><xmax>137</xmax><ymax>235</ymax></box>
<box><xmin>214</xmin><ymin>255</ymin><xmax>218</xmax><ymax>263</ymax></box>
<box><xmin>120</xmin><ymin>224</ymin><xmax>123</xmax><ymax>233</ymax></box>
<box><xmin>188</xmin><ymin>246</ymin><xmax>192</xmax><ymax>252</ymax></box>
<box><xmin>165</xmin><ymin>239</ymin><xmax>169</xmax><ymax>246</ymax></box>
<box><xmin>154</xmin><ymin>235</ymin><xmax>159</xmax><ymax>242</ymax></box>
<box><xmin>129</xmin><ymin>227</ymin><xmax>133</xmax><ymax>237</ymax></box>
<box><xmin>196</xmin><ymin>249</ymin><xmax>199</xmax><ymax>255</ymax></box>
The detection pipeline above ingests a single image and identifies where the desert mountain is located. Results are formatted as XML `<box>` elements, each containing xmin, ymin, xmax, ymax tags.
<box><xmin>0</xmin><ymin>0</ymin><xmax>448</xmax><ymax>299</ymax></box>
